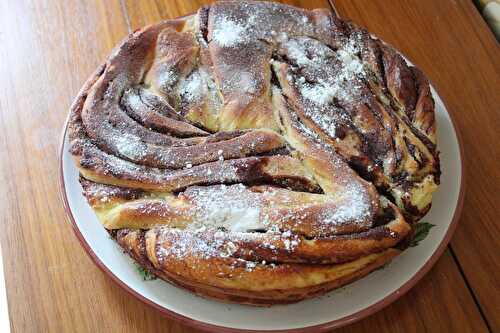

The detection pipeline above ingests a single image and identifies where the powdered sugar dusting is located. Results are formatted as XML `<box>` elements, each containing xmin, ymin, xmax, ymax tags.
<box><xmin>288</xmin><ymin>36</ymin><xmax>365</xmax><ymax>105</ymax></box>
<box><xmin>155</xmin><ymin>226</ymin><xmax>302</xmax><ymax>273</ymax></box>
<box><xmin>157</xmin><ymin>228</ymin><xmax>223</xmax><ymax>260</ymax></box>
<box><xmin>300</xmin><ymin>83</ymin><xmax>337</xmax><ymax>106</ymax></box>
<box><xmin>178</xmin><ymin>67</ymin><xmax>222</xmax><ymax>117</ymax></box>
<box><xmin>212</xmin><ymin>17</ymin><xmax>246</xmax><ymax>47</ymax></box>
<box><xmin>156</xmin><ymin>69</ymin><xmax>177</xmax><ymax>91</ymax></box>
<box><xmin>210</xmin><ymin>1</ymin><xmax>314</xmax><ymax>48</ymax></box>
<box><xmin>322</xmin><ymin>182</ymin><xmax>371</xmax><ymax>225</ymax></box>
<box><xmin>185</xmin><ymin>184</ymin><xmax>266</xmax><ymax>232</ymax></box>
<box><xmin>179</xmin><ymin>70</ymin><xmax>206</xmax><ymax>103</ymax></box>
<box><xmin>218</xmin><ymin>65</ymin><xmax>259</xmax><ymax>95</ymax></box>
<box><xmin>279</xmin><ymin>34</ymin><xmax>367</xmax><ymax>137</ymax></box>
<box><xmin>154</xmin><ymin>226</ymin><xmax>302</xmax><ymax>269</ymax></box>
<box><xmin>73</xmin><ymin>1</ymin><xmax>402</xmax><ymax>277</ymax></box>
<box><xmin>151</xmin><ymin>180</ymin><xmax>372</xmax><ymax>265</ymax></box>
<box><xmin>208</xmin><ymin>1</ymin><xmax>316</xmax><ymax>101</ymax></box>
<box><xmin>114</xmin><ymin>132</ymin><xmax>147</xmax><ymax>160</ymax></box>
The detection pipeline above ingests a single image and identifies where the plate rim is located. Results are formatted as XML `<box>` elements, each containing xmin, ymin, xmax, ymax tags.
<box><xmin>58</xmin><ymin>54</ymin><xmax>466</xmax><ymax>333</ymax></box>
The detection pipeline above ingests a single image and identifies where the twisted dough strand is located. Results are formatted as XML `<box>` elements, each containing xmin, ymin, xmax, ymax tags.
<box><xmin>69</xmin><ymin>0</ymin><xmax>439</xmax><ymax>305</ymax></box>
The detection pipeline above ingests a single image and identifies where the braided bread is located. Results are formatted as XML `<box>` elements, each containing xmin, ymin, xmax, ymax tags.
<box><xmin>68</xmin><ymin>1</ymin><xmax>440</xmax><ymax>306</ymax></box>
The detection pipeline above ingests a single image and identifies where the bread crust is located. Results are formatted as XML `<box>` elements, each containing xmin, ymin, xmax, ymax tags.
<box><xmin>68</xmin><ymin>1</ymin><xmax>439</xmax><ymax>305</ymax></box>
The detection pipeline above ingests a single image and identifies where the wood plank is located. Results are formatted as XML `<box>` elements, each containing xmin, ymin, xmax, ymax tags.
<box><xmin>0</xmin><ymin>246</ymin><xmax>10</xmax><ymax>333</ymax></box>
<box><xmin>337</xmin><ymin>250</ymin><xmax>488</xmax><ymax>333</ymax></box>
<box><xmin>0</xmin><ymin>1</ymin><xmax>175</xmax><ymax>332</ymax></box>
<box><xmin>331</xmin><ymin>1</ymin><xmax>500</xmax><ymax>330</ymax></box>
<box><xmin>0</xmin><ymin>0</ymin><xmax>492</xmax><ymax>332</ymax></box>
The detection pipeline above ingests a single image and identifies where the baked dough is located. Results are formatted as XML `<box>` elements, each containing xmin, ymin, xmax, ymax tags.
<box><xmin>68</xmin><ymin>1</ymin><xmax>440</xmax><ymax>305</ymax></box>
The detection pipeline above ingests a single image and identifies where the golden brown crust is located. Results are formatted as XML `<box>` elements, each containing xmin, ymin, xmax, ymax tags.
<box><xmin>68</xmin><ymin>0</ymin><xmax>439</xmax><ymax>305</ymax></box>
<box><xmin>116</xmin><ymin>228</ymin><xmax>400</xmax><ymax>306</ymax></box>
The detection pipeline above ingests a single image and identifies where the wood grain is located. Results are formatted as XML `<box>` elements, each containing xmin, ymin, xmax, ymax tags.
<box><xmin>123</xmin><ymin>0</ymin><xmax>336</xmax><ymax>30</ymax></box>
<box><xmin>0</xmin><ymin>0</ymin><xmax>496</xmax><ymax>332</ymax></box>
<box><xmin>0</xmin><ymin>1</ymin><xmax>181</xmax><ymax>332</ymax></box>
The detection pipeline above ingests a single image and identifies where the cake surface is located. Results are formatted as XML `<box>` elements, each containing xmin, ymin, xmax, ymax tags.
<box><xmin>68</xmin><ymin>0</ymin><xmax>440</xmax><ymax>306</ymax></box>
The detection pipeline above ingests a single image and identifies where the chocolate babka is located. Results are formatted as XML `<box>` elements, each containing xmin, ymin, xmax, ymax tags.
<box><xmin>68</xmin><ymin>1</ymin><xmax>440</xmax><ymax>305</ymax></box>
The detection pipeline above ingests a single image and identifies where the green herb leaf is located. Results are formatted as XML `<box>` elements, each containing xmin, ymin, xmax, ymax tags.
<box><xmin>409</xmin><ymin>222</ymin><xmax>436</xmax><ymax>247</ymax></box>
<box><xmin>136</xmin><ymin>265</ymin><xmax>157</xmax><ymax>281</ymax></box>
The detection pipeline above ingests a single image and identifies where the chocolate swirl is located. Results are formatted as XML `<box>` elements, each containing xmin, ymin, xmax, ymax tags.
<box><xmin>68</xmin><ymin>1</ymin><xmax>439</xmax><ymax>305</ymax></box>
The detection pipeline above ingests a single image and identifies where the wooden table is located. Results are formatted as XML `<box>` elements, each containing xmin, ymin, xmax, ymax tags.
<box><xmin>0</xmin><ymin>0</ymin><xmax>498</xmax><ymax>332</ymax></box>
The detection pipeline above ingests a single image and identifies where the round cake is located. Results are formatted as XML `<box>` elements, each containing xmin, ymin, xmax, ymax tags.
<box><xmin>68</xmin><ymin>1</ymin><xmax>440</xmax><ymax>306</ymax></box>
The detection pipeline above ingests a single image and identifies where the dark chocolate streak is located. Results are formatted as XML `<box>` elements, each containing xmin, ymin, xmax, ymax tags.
<box><xmin>64</xmin><ymin>6</ymin><xmax>444</xmax><ymax>307</ymax></box>
<box><xmin>69</xmin><ymin>4</ymin><xmax>443</xmax><ymax>282</ymax></box>
<box><xmin>197</xmin><ymin>6</ymin><xmax>210</xmax><ymax>45</ymax></box>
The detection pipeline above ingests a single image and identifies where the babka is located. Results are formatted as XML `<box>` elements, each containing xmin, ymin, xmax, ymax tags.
<box><xmin>68</xmin><ymin>0</ymin><xmax>440</xmax><ymax>306</ymax></box>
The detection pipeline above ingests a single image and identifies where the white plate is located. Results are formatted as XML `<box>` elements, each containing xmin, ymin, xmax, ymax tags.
<box><xmin>59</xmin><ymin>84</ymin><xmax>464</xmax><ymax>332</ymax></box>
